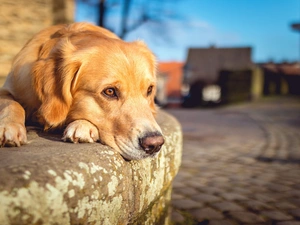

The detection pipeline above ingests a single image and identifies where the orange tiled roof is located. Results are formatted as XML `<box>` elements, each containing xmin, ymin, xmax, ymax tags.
<box><xmin>158</xmin><ymin>62</ymin><xmax>184</xmax><ymax>98</ymax></box>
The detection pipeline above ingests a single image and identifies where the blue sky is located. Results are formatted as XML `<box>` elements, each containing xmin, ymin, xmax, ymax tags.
<box><xmin>75</xmin><ymin>0</ymin><xmax>300</xmax><ymax>63</ymax></box>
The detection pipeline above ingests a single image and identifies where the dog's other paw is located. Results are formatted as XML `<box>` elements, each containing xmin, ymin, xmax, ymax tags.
<box><xmin>62</xmin><ymin>120</ymin><xmax>99</xmax><ymax>143</ymax></box>
<box><xmin>0</xmin><ymin>123</ymin><xmax>27</xmax><ymax>147</ymax></box>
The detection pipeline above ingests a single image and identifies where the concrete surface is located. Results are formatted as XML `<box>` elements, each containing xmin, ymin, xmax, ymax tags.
<box><xmin>167</xmin><ymin>96</ymin><xmax>300</xmax><ymax>225</ymax></box>
<box><xmin>0</xmin><ymin>110</ymin><xmax>182</xmax><ymax>225</ymax></box>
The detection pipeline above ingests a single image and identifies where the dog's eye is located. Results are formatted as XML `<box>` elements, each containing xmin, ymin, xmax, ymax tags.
<box><xmin>147</xmin><ymin>85</ymin><xmax>153</xmax><ymax>96</ymax></box>
<box><xmin>102</xmin><ymin>88</ymin><xmax>117</xmax><ymax>98</ymax></box>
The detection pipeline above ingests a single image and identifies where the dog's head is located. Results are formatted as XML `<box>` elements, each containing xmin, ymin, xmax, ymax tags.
<box><xmin>33</xmin><ymin>29</ymin><xmax>164</xmax><ymax>160</ymax></box>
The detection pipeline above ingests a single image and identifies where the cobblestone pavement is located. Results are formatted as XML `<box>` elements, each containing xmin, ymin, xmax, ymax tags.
<box><xmin>166</xmin><ymin>97</ymin><xmax>300</xmax><ymax>225</ymax></box>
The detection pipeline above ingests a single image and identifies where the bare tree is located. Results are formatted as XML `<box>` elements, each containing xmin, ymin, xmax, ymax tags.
<box><xmin>98</xmin><ymin>0</ymin><xmax>106</xmax><ymax>27</ymax></box>
<box><xmin>78</xmin><ymin>0</ymin><xmax>181</xmax><ymax>39</ymax></box>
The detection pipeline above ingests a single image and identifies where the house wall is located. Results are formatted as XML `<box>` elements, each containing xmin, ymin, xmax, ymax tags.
<box><xmin>261</xmin><ymin>64</ymin><xmax>297</xmax><ymax>95</ymax></box>
<box><xmin>285</xmin><ymin>75</ymin><xmax>300</xmax><ymax>95</ymax></box>
<box><xmin>218</xmin><ymin>69</ymin><xmax>253</xmax><ymax>104</ymax></box>
<box><xmin>159</xmin><ymin>63</ymin><xmax>183</xmax><ymax>96</ymax></box>
<box><xmin>251</xmin><ymin>67</ymin><xmax>264</xmax><ymax>100</ymax></box>
<box><xmin>0</xmin><ymin>0</ymin><xmax>74</xmax><ymax>83</ymax></box>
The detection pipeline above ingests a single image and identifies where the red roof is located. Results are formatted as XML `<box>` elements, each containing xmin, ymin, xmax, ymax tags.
<box><xmin>158</xmin><ymin>62</ymin><xmax>184</xmax><ymax>98</ymax></box>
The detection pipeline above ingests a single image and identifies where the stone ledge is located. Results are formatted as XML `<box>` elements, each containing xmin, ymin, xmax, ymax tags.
<box><xmin>0</xmin><ymin>110</ymin><xmax>182</xmax><ymax>225</ymax></box>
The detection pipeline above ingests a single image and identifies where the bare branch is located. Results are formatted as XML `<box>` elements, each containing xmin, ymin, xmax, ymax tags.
<box><xmin>77</xmin><ymin>0</ymin><xmax>182</xmax><ymax>41</ymax></box>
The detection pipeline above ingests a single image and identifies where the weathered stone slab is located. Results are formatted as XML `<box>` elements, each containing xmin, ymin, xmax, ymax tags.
<box><xmin>0</xmin><ymin>110</ymin><xmax>182</xmax><ymax>225</ymax></box>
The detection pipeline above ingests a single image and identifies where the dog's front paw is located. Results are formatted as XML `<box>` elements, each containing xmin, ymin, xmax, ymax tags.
<box><xmin>62</xmin><ymin>120</ymin><xmax>99</xmax><ymax>143</ymax></box>
<box><xmin>0</xmin><ymin>123</ymin><xmax>27</xmax><ymax>147</ymax></box>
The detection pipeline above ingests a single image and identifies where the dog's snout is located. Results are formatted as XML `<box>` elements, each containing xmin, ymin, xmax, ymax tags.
<box><xmin>139</xmin><ymin>132</ymin><xmax>164</xmax><ymax>155</ymax></box>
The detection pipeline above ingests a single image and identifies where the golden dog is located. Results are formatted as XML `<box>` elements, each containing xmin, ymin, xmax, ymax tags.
<box><xmin>0</xmin><ymin>22</ymin><xmax>164</xmax><ymax>160</ymax></box>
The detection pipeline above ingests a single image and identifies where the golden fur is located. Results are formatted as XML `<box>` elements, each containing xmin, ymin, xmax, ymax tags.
<box><xmin>0</xmin><ymin>22</ymin><xmax>164</xmax><ymax>160</ymax></box>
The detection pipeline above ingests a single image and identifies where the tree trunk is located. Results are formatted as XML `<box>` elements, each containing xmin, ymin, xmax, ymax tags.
<box><xmin>98</xmin><ymin>0</ymin><xmax>106</xmax><ymax>27</ymax></box>
<box><xmin>120</xmin><ymin>0</ymin><xmax>131</xmax><ymax>38</ymax></box>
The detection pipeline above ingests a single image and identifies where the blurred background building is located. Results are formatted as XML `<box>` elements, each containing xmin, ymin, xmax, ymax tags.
<box><xmin>182</xmin><ymin>47</ymin><xmax>253</xmax><ymax>107</ymax></box>
<box><xmin>158</xmin><ymin>62</ymin><xmax>184</xmax><ymax>107</ymax></box>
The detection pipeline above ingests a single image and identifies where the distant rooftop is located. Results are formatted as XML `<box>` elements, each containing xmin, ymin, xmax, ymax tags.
<box><xmin>185</xmin><ymin>47</ymin><xmax>253</xmax><ymax>82</ymax></box>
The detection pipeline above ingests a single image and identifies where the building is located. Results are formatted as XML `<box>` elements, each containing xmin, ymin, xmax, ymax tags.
<box><xmin>0</xmin><ymin>0</ymin><xmax>74</xmax><ymax>82</ymax></box>
<box><xmin>182</xmin><ymin>46</ymin><xmax>255</xmax><ymax>107</ymax></box>
<box><xmin>158</xmin><ymin>62</ymin><xmax>184</xmax><ymax>107</ymax></box>
<box><xmin>260</xmin><ymin>62</ymin><xmax>300</xmax><ymax>95</ymax></box>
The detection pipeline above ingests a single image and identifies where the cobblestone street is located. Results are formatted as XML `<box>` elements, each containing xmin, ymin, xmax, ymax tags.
<box><xmin>166</xmin><ymin>97</ymin><xmax>300</xmax><ymax>225</ymax></box>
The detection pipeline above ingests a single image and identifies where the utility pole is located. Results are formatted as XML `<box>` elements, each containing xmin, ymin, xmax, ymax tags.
<box><xmin>291</xmin><ymin>23</ymin><xmax>300</xmax><ymax>65</ymax></box>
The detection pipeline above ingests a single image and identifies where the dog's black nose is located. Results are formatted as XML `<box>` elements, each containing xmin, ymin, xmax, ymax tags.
<box><xmin>139</xmin><ymin>132</ymin><xmax>164</xmax><ymax>155</ymax></box>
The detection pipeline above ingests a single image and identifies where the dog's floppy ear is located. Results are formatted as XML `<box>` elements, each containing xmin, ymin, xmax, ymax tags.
<box><xmin>32</xmin><ymin>41</ymin><xmax>81</xmax><ymax>130</ymax></box>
